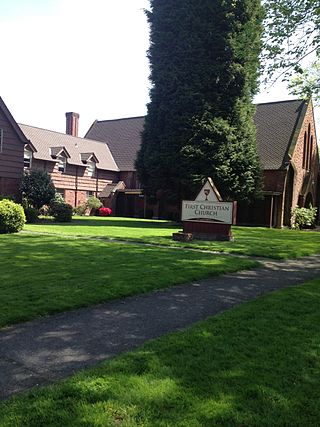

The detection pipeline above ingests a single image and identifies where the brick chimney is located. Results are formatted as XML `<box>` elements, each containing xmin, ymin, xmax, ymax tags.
<box><xmin>65</xmin><ymin>112</ymin><xmax>79</xmax><ymax>137</ymax></box>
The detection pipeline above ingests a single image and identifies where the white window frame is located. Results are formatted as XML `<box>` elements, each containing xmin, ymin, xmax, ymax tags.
<box><xmin>24</xmin><ymin>146</ymin><xmax>33</xmax><ymax>169</ymax></box>
<box><xmin>57</xmin><ymin>155</ymin><xmax>67</xmax><ymax>173</ymax></box>
<box><xmin>87</xmin><ymin>160</ymin><xmax>96</xmax><ymax>177</ymax></box>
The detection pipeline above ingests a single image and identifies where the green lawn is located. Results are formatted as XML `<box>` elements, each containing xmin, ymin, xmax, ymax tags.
<box><xmin>1</xmin><ymin>278</ymin><xmax>320</xmax><ymax>426</ymax></box>
<box><xmin>0</xmin><ymin>233</ymin><xmax>257</xmax><ymax>327</ymax></box>
<box><xmin>24</xmin><ymin>216</ymin><xmax>320</xmax><ymax>259</ymax></box>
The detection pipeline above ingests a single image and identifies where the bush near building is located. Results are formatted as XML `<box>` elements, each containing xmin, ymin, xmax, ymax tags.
<box><xmin>0</xmin><ymin>199</ymin><xmax>26</xmax><ymax>233</ymax></box>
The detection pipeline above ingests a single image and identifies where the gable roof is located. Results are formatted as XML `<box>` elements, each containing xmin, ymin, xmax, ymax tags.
<box><xmin>85</xmin><ymin>100</ymin><xmax>310</xmax><ymax>173</ymax></box>
<box><xmin>254</xmin><ymin>99</ymin><xmax>308</xmax><ymax>169</ymax></box>
<box><xmin>19</xmin><ymin>124</ymin><xmax>119</xmax><ymax>171</ymax></box>
<box><xmin>0</xmin><ymin>97</ymin><xmax>30</xmax><ymax>144</ymax></box>
<box><xmin>85</xmin><ymin>116</ymin><xmax>145</xmax><ymax>171</ymax></box>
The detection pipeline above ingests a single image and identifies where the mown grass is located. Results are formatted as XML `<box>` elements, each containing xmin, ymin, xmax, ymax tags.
<box><xmin>24</xmin><ymin>216</ymin><xmax>320</xmax><ymax>259</ymax></box>
<box><xmin>0</xmin><ymin>233</ymin><xmax>257</xmax><ymax>327</ymax></box>
<box><xmin>1</xmin><ymin>278</ymin><xmax>320</xmax><ymax>426</ymax></box>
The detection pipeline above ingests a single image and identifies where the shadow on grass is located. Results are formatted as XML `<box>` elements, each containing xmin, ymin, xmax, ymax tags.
<box><xmin>1</xmin><ymin>279</ymin><xmax>320</xmax><ymax>425</ymax></box>
<box><xmin>0</xmin><ymin>234</ymin><xmax>256</xmax><ymax>327</ymax></box>
<box><xmin>37</xmin><ymin>216</ymin><xmax>179</xmax><ymax>229</ymax></box>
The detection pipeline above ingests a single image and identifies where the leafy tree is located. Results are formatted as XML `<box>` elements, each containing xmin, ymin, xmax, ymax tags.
<box><xmin>21</xmin><ymin>170</ymin><xmax>55</xmax><ymax>210</ymax></box>
<box><xmin>262</xmin><ymin>0</ymin><xmax>319</xmax><ymax>83</ymax></box>
<box><xmin>288</xmin><ymin>60</ymin><xmax>320</xmax><ymax>103</ymax></box>
<box><xmin>136</xmin><ymin>0</ymin><xmax>263</xmax><ymax>205</ymax></box>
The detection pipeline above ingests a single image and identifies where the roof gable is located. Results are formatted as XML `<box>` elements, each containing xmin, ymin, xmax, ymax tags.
<box><xmin>254</xmin><ymin>99</ymin><xmax>308</xmax><ymax>170</ymax></box>
<box><xmin>0</xmin><ymin>97</ymin><xmax>29</xmax><ymax>144</ymax></box>
<box><xmin>19</xmin><ymin>124</ymin><xmax>119</xmax><ymax>172</ymax></box>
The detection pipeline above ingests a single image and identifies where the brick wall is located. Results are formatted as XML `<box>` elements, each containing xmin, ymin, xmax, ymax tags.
<box><xmin>291</xmin><ymin>102</ymin><xmax>319</xmax><ymax>208</ymax></box>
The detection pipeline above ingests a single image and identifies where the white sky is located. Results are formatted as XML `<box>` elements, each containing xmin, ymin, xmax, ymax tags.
<box><xmin>0</xmin><ymin>0</ymin><xmax>317</xmax><ymax>137</ymax></box>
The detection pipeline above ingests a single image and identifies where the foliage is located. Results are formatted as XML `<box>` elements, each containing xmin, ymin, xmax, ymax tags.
<box><xmin>291</xmin><ymin>205</ymin><xmax>318</xmax><ymax>229</ymax></box>
<box><xmin>21</xmin><ymin>170</ymin><xmax>55</xmax><ymax>210</ymax></box>
<box><xmin>99</xmin><ymin>207</ymin><xmax>112</xmax><ymax>216</ymax></box>
<box><xmin>1</xmin><ymin>277</ymin><xmax>320</xmax><ymax>425</ymax></box>
<box><xmin>0</xmin><ymin>233</ymin><xmax>256</xmax><ymax>327</ymax></box>
<box><xmin>50</xmin><ymin>202</ymin><xmax>73</xmax><ymax>222</ymax></box>
<box><xmin>86</xmin><ymin>196</ymin><xmax>102</xmax><ymax>210</ymax></box>
<box><xmin>23</xmin><ymin>206</ymin><xmax>38</xmax><ymax>224</ymax></box>
<box><xmin>53</xmin><ymin>192</ymin><xmax>65</xmax><ymax>204</ymax></box>
<box><xmin>0</xmin><ymin>200</ymin><xmax>26</xmax><ymax>234</ymax></box>
<box><xmin>25</xmin><ymin>217</ymin><xmax>320</xmax><ymax>259</ymax></box>
<box><xmin>136</xmin><ymin>0</ymin><xmax>263</xmax><ymax>206</ymax></box>
<box><xmin>73</xmin><ymin>204</ymin><xmax>87</xmax><ymax>216</ymax></box>
<box><xmin>262</xmin><ymin>0</ymin><xmax>320</xmax><ymax>83</ymax></box>
<box><xmin>0</xmin><ymin>194</ymin><xmax>14</xmax><ymax>201</ymax></box>
<box><xmin>288</xmin><ymin>60</ymin><xmax>320</xmax><ymax>104</ymax></box>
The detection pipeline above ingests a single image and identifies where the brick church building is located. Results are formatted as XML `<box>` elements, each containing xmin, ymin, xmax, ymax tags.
<box><xmin>0</xmin><ymin>96</ymin><xmax>318</xmax><ymax>227</ymax></box>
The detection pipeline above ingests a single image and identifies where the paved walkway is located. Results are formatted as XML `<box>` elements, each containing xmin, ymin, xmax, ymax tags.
<box><xmin>1</xmin><ymin>254</ymin><xmax>320</xmax><ymax>400</ymax></box>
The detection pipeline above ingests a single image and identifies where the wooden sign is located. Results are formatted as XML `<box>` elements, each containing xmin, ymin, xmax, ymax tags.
<box><xmin>174</xmin><ymin>178</ymin><xmax>236</xmax><ymax>241</ymax></box>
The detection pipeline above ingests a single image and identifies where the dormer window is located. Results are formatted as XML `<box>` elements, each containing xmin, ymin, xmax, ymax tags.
<box><xmin>81</xmin><ymin>153</ymin><xmax>98</xmax><ymax>177</ymax></box>
<box><xmin>57</xmin><ymin>154</ymin><xmax>67</xmax><ymax>173</ymax></box>
<box><xmin>24</xmin><ymin>145</ymin><xmax>33</xmax><ymax>169</ymax></box>
<box><xmin>87</xmin><ymin>160</ymin><xmax>96</xmax><ymax>177</ymax></box>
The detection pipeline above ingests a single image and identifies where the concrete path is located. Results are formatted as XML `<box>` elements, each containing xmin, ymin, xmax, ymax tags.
<box><xmin>1</xmin><ymin>254</ymin><xmax>320</xmax><ymax>400</ymax></box>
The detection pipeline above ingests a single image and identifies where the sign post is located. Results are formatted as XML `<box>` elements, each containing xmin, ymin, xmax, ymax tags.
<box><xmin>173</xmin><ymin>178</ymin><xmax>236</xmax><ymax>241</ymax></box>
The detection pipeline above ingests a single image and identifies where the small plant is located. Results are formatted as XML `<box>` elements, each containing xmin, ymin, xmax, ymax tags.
<box><xmin>99</xmin><ymin>207</ymin><xmax>112</xmax><ymax>217</ymax></box>
<box><xmin>86</xmin><ymin>196</ymin><xmax>102</xmax><ymax>213</ymax></box>
<box><xmin>73</xmin><ymin>204</ymin><xmax>87</xmax><ymax>216</ymax></box>
<box><xmin>0</xmin><ymin>200</ymin><xmax>26</xmax><ymax>233</ymax></box>
<box><xmin>50</xmin><ymin>202</ymin><xmax>73</xmax><ymax>222</ymax></box>
<box><xmin>23</xmin><ymin>206</ymin><xmax>38</xmax><ymax>223</ymax></box>
<box><xmin>291</xmin><ymin>206</ymin><xmax>317</xmax><ymax>229</ymax></box>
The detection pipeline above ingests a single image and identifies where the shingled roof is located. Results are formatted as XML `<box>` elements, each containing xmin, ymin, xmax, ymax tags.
<box><xmin>85</xmin><ymin>116</ymin><xmax>145</xmax><ymax>171</ymax></box>
<box><xmin>254</xmin><ymin>99</ymin><xmax>307</xmax><ymax>170</ymax></box>
<box><xmin>19</xmin><ymin>124</ymin><xmax>119</xmax><ymax>171</ymax></box>
<box><xmin>85</xmin><ymin>100</ymin><xmax>308</xmax><ymax>173</ymax></box>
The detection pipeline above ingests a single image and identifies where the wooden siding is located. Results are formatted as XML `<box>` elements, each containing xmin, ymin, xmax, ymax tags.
<box><xmin>31</xmin><ymin>158</ymin><xmax>119</xmax><ymax>207</ymax></box>
<box><xmin>0</xmin><ymin>108</ymin><xmax>24</xmax><ymax>180</ymax></box>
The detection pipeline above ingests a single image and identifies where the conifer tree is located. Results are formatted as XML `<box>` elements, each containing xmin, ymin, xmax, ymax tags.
<box><xmin>136</xmin><ymin>0</ymin><xmax>263</xmax><ymax>205</ymax></box>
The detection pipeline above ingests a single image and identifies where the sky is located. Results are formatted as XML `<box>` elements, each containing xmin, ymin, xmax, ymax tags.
<box><xmin>0</xmin><ymin>0</ymin><xmax>314</xmax><ymax>137</ymax></box>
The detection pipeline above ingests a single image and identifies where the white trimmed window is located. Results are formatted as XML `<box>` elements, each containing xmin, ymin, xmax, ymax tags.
<box><xmin>87</xmin><ymin>160</ymin><xmax>96</xmax><ymax>177</ymax></box>
<box><xmin>24</xmin><ymin>146</ymin><xmax>33</xmax><ymax>169</ymax></box>
<box><xmin>57</xmin><ymin>155</ymin><xmax>67</xmax><ymax>173</ymax></box>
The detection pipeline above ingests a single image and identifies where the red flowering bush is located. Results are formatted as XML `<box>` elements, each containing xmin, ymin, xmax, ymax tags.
<box><xmin>99</xmin><ymin>207</ymin><xmax>112</xmax><ymax>216</ymax></box>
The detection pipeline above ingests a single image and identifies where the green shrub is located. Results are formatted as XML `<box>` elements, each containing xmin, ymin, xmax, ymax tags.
<box><xmin>24</xmin><ymin>206</ymin><xmax>38</xmax><ymax>223</ymax></box>
<box><xmin>73</xmin><ymin>204</ymin><xmax>87</xmax><ymax>216</ymax></box>
<box><xmin>0</xmin><ymin>194</ymin><xmax>14</xmax><ymax>201</ymax></box>
<box><xmin>50</xmin><ymin>202</ymin><xmax>73</xmax><ymax>222</ymax></box>
<box><xmin>291</xmin><ymin>206</ymin><xmax>317</xmax><ymax>229</ymax></box>
<box><xmin>21</xmin><ymin>170</ymin><xmax>55</xmax><ymax>209</ymax></box>
<box><xmin>0</xmin><ymin>200</ymin><xmax>26</xmax><ymax>233</ymax></box>
<box><xmin>86</xmin><ymin>196</ymin><xmax>102</xmax><ymax>210</ymax></box>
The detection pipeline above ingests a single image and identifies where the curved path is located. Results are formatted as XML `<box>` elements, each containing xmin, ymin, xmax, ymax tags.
<box><xmin>1</xmin><ymin>254</ymin><xmax>320</xmax><ymax>400</ymax></box>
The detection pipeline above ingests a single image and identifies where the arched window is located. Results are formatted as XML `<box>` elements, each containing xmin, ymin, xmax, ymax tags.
<box><xmin>303</xmin><ymin>131</ymin><xmax>307</xmax><ymax>169</ymax></box>
<box><xmin>308</xmin><ymin>135</ymin><xmax>313</xmax><ymax>170</ymax></box>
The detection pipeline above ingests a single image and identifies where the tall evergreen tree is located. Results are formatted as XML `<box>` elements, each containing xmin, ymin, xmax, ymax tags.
<box><xmin>136</xmin><ymin>0</ymin><xmax>263</xmax><ymax>206</ymax></box>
